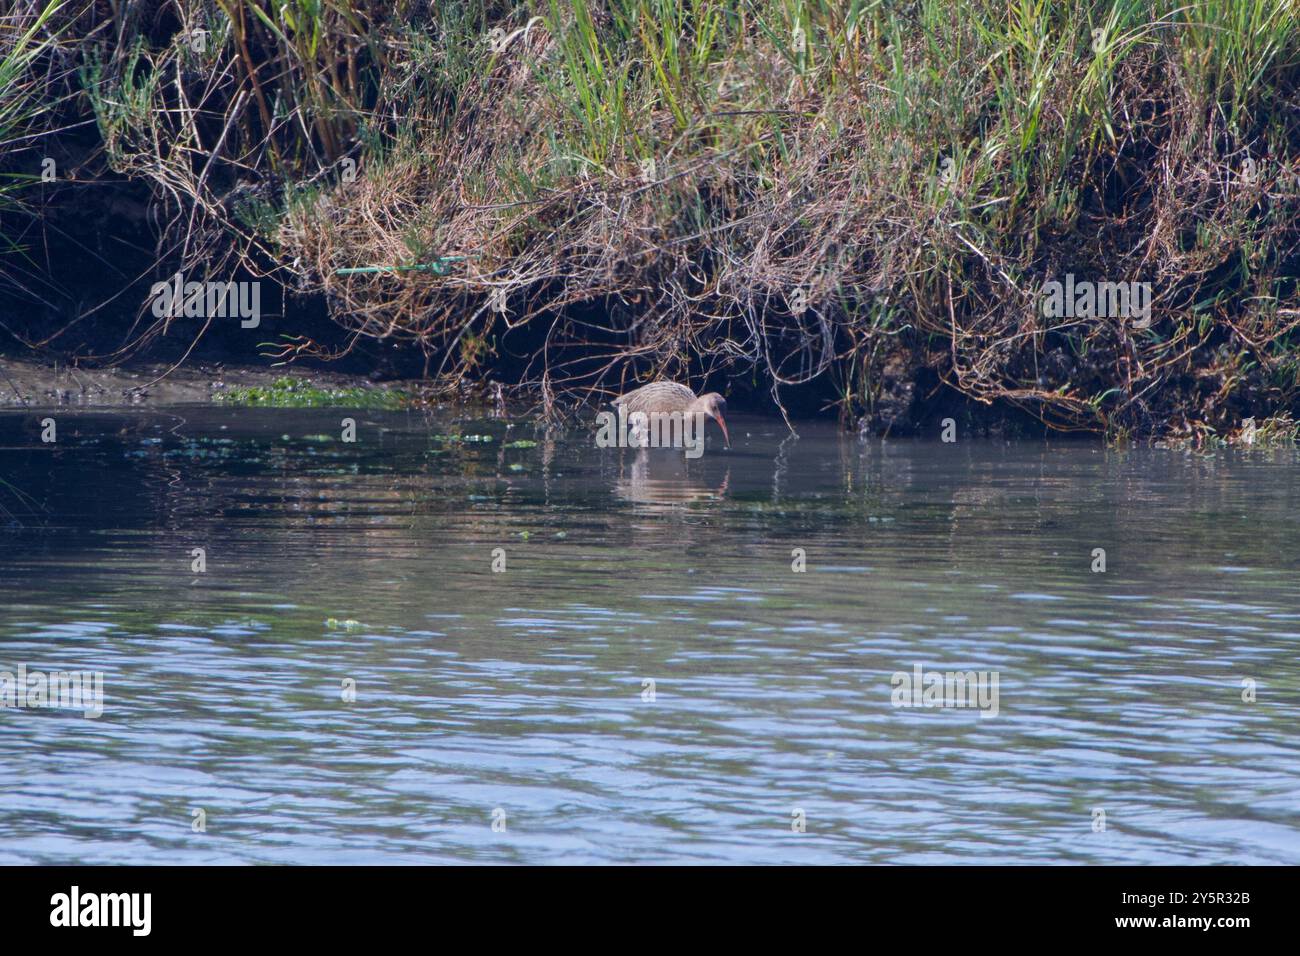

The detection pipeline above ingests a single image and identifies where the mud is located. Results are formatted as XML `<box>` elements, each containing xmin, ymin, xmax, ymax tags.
<box><xmin>0</xmin><ymin>357</ymin><xmax>413</xmax><ymax>408</ymax></box>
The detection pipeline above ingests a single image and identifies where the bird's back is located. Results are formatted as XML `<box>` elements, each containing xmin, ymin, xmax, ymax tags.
<box><xmin>612</xmin><ymin>381</ymin><xmax>698</xmax><ymax>415</ymax></box>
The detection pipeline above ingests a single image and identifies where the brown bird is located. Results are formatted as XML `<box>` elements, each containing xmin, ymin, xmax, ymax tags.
<box><xmin>611</xmin><ymin>381</ymin><xmax>730</xmax><ymax>448</ymax></box>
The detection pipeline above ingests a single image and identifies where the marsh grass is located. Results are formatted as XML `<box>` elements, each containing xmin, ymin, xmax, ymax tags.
<box><xmin>10</xmin><ymin>1</ymin><xmax>1300</xmax><ymax>435</ymax></box>
<box><xmin>0</xmin><ymin>1</ymin><xmax>70</xmax><ymax>246</ymax></box>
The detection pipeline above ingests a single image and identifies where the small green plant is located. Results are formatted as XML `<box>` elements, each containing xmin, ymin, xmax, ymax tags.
<box><xmin>217</xmin><ymin>376</ymin><xmax>409</xmax><ymax>408</ymax></box>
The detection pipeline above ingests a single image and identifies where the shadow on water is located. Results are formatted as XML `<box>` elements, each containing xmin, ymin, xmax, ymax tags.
<box><xmin>1</xmin><ymin>406</ymin><xmax>1299</xmax><ymax>863</ymax></box>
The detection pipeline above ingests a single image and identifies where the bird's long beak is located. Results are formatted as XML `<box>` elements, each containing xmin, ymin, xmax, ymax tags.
<box><xmin>713</xmin><ymin>412</ymin><xmax>731</xmax><ymax>449</ymax></box>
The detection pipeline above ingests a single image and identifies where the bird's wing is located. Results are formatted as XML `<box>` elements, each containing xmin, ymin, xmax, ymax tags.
<box><xmin>615</xmin><ymin>381</ymin><xmax>696</xmax><ymax>414</ymax></box>
<box><xmin>611</xmin><ymin>384</ymin><xmax>647</xmax><ymax>407</ymax></box>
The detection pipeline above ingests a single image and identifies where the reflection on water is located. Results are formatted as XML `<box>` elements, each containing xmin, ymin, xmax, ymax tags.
<box><xmin>614</xmin><ymin>448</ymin><xmax>729</xmax><ymax>511</ymax></box>
<box><xmin>1</xmin><ymin>406</ymin><xmax>1298</xmax><ymax>864</ymax></box>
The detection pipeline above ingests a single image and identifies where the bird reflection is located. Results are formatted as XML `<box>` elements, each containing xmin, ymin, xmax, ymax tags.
<box><xmin>613</xmin><ymin>447</ymin><xmax>729</xmax><ymax>511</ymax></box>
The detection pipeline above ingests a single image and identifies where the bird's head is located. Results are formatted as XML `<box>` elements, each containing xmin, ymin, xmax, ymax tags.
<box><xmin>696</xmin><ymin>392</ymin><xmax>730</xmax><ymax>448</ymax></box>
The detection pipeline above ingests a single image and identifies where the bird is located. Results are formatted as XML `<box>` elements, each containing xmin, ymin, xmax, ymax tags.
<box><xmin>611</xmin><ymin>381</ymin><xmax>730</xmax><ymax>449</ymax></box>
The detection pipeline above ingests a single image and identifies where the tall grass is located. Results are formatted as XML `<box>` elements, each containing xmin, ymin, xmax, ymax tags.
<box><xmin>0</xmin><ymin>0</ymin><xmax>68</xmax><ymax>237</ymax></box>
<box><xmin>1175</xmin><ymin>0</ymin><xmax>1299</xmax><ymax>129</ymax></box>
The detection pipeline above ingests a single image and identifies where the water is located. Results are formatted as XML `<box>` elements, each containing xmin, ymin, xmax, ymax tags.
<box><xmin>2</xmin><ymin>406</ymin><xmax>1298</xmax><ymax>864</ymax></box>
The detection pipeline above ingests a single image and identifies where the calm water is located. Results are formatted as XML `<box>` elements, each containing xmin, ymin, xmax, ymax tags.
<box><xmin>1</xmin><ymin>406</ymin><xmax>1298</xmax><ymax>864</ymax></box>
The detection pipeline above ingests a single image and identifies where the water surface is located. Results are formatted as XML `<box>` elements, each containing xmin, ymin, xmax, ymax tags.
<box><xmin>1</xmin><ymin>406</ymin><xmax>1298</xmax><ymax>863</ymax></box>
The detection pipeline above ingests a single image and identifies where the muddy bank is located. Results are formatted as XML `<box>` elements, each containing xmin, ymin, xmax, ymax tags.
<box><xmin>0</xmin><ymin>357</ymin><xmax>417</xmax><ymax>409</ymax></box>
<box><xmin>0</xmin><ymin>353</ymin><xmax>1113</xmax><ymax>441</ymax></box>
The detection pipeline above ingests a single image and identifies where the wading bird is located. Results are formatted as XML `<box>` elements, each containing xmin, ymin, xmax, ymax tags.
<box><xmin>611</xmin><ymin>381</ymin><xmax>730</xmax><ymax>449</ymax></box>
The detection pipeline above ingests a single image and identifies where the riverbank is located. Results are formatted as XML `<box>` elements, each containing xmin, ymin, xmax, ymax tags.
<box><xmin>0</xmin><ymin>357</ymin><xmax>418</xmax><ymax>409</ymax></box>
<box><xmin>3</xmin><ymin>2</ymin><xmax>1298</xmax><ymax>438</ymax></box>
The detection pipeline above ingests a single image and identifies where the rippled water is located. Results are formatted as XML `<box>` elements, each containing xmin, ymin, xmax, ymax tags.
<box><xmin>1</xmin><ymin>406</ymin><xmax>1298</xmax><ymax>863</ymax></box>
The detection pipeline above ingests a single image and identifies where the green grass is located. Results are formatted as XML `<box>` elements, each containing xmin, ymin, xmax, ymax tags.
<box><xmin>217</xmin><ymin>376</ymin><xmax>410</xmax><ymax>409</ymax></box>
<box><xmin>0</xmin><ymin>0</ymin><xmax>69</xmax><ymax>242</ymax></box>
